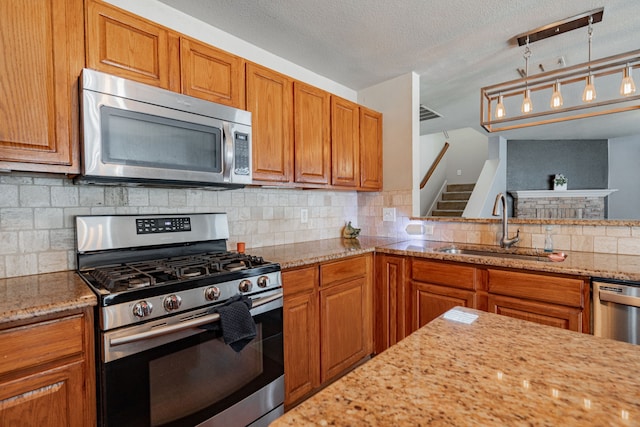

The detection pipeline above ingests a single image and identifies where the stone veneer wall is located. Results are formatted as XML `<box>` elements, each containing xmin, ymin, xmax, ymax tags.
<box><xmin>513</xmin><ymin>196</ymin><xmax>605</xmax><ymax>219</ymax></box>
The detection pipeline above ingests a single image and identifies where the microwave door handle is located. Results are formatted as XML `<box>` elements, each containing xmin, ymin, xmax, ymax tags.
<box><xmin>222</xmin><ymin>122</ymin><xmax>233</xmax><ymax>182</ymax></box>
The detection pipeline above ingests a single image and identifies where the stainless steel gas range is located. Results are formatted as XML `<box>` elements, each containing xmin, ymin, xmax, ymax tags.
<box><xmin>75</xmin><ymin>213</ymin><xmax>284</xmax><ymax>427</ymax></box>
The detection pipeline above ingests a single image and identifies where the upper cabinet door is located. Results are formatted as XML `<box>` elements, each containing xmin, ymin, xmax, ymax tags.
<box><xmin>246</xmin><ymin>63</ymin><xmax>293</xmax><ymax>183</ymax></box>
<box><xmin>359</xmin><ymin>106</ymin><xmax>383</xmax><ymax>190</ymax></box>
<box><xmin>294</xmin><ymin>82</ymin><xmax>330</xmax><ymax>185</ymax></box>
<box><xmin>0</xmin><ymin>0</ymin><xmax>84</xmax><ymax>173</ymax></box>
<box><xmin>85</xmin><ymin>0</ymin><xmax>180</xmax><ymax>91</ymax></box>
<box><xmin>180</xmin><ymin>37</ymin><xmax>245</xmax><ymax>109</ymax></box>
<box><xmin>331</xmin><ymin>97</ymin><xmax>360</xmax><ymax>187</ymax></box>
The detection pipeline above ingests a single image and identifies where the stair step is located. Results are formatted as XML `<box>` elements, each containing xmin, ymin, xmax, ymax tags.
<box><xmin>431</xmin><ymin>210</ymin><xmax>464</xmax><ymax>217</ymax></box>
<box><xmin>442</xmin><ymin>191</ymin><xmax>472</xmax><ymax>201</ymax></box>
<box><xmin>437</xmin><ymin>200</ymin><xmax>467</xmax><ymax>210</ymax></box>
<box><xmin>446</xmin><ymin>183</ymin><xmax>475</xmax><ymax>193</ymax></box>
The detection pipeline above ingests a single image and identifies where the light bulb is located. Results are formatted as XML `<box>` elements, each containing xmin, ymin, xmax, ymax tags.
<box><xmin>582</xmin><ymin>75</ymin><xmax>596</xmax><ymax>102</ymax></box>
<box><xmin>495</xmin><ymin>94</ymin><xmax>506</xmax><ymax>119</ymax></box>
<box><xmin>620</xmin><ymin>66</ymin><xmax>636</xmax><ymax>96</ymax></box>
<box><xmin>550</xmin><ymin>81</ymin><xmax>563</xmax><ymax>109</ymax></box>
<box><xmin>521</xmin><ymin>89</ymin><xmax>533</xmax><ymax>114</ymax></box>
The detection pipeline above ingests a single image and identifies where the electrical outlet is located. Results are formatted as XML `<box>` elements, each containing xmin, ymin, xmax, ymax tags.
<box><xmin>300</xmin><ymin>208</ymin><xmax>308</xmax><ymax>223</ymax></box>
<box><xmin>457</xmin><ymin>169</ymin><xmax>462</xmax><ymax>176</ymax></box>
<box><xmin>382</xmin><ymin>207</ymin><xmax>396</xmax><ymax>222</ymax></box>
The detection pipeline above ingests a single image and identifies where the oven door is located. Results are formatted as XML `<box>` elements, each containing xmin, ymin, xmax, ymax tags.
<box><xmin>99</xmin><ymin>292</ymin><xmax>284</xmax><ymax>427</ymax></box>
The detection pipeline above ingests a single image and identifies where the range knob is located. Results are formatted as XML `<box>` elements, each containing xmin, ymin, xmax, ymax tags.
<box><xmin>239</xmin><ymin>279</ymin><xmax>253</xmax><ymax>293</ymax></box>
<box><xmin>257</xmin><ymin>275</ymin><xmax>270</xmax><ymax>288</ymax></box>
<box><xmin>132</xmin><ymin>301</ymin><xmax>153</xmax><ymax>318</ymax></box>
<box><xmin>163</xmin><ymin>294</ymin><xmax>182</xmax><ymax>312</ymax></box>
<box><xmin>204</xmin><ymin>286</ymin><xmax>221</xmax><ymax>301</ymax></box>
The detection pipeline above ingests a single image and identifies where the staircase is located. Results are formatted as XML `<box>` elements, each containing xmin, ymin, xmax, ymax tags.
<box><xmin>431</xmin><ymin>183</ymin><xmax>475</xmax><ymax>217</ymax></box>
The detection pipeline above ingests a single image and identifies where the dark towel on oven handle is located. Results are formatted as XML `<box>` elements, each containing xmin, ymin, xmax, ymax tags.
<box><xmin>201</xmin><ymin>293</ymin><xmax>256</xmax><ymax>352</ymax></box>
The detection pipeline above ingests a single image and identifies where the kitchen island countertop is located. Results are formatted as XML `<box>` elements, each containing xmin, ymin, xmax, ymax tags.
<box><xmin>271</xmin><ymin>307</ymin><xmax>640</xmax><ymax>426</ymax></box>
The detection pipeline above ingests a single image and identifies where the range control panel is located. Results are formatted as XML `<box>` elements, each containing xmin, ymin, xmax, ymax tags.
<box><xmin>136</xmin><ymin>217</ymin><xmax>192</xmax><ymax>234</ymax></box>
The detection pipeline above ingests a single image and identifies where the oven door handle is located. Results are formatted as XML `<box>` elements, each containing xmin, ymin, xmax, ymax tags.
<box><xmin>109</xmin><ymin>291</ymin><xmax>283</xmax><ymax>347</ymax></box>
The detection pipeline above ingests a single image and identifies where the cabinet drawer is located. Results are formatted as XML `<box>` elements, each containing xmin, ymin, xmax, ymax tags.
<box><xmin>0</xmin><ymin>315</ymin><xmax>84</xmax><ymax>375</ymax></box>
<box><xmin>283</xmin><ymin>266</ymin><xmax>318</xmax><ymax>296</ymax></box>
<box><xmin>321</xmin><ymin>255</ymin><xmax>368</xmax><ymax>287</ymax></box>
<box><xmin>411</xmin><ymin>259</ymin><xmax>476</xmax><ymax>290</ymax></box>
<box><xmin>487</xmin><ymin>269</ymin><xmax>586</xmax><ymax>308</ymax></box>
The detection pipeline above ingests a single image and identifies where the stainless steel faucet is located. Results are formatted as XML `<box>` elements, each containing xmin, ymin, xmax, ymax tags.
<box><xmin>492</xmin><ymin>193</ymin><xmax>519</xmax><ymax>248</ymax></box>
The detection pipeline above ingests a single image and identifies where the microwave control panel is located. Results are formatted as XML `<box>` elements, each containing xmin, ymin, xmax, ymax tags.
<box><xmin>234</xmin><ymin>132</ymin><xmax>250</xmax><ymax>176</ymax></box>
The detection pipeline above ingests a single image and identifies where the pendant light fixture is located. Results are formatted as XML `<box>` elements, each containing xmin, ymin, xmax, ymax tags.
<box><xmin>582</xmin><ymin>16</ymin><xmax>597</xmax><ymax>103</ymax></box>
<box><xmin>521</xmin><ymin>37</ymin><xmax>533</xmax><ymax>114</ymax></box>
<box><xmin>620</xmin><ymin>65</ymin><xmax>636</xmax><ymax>95</ymax></box>
<box><xmin>495</xmin><ymin>93</ymin><xmax>506</xmax><ymax>118</ymax></box>
<box><xmin>480</xmin><ymin>7</ymin><xmax>640</xmax><ymax>133</ymax></box>
<box><xmin>550</xmin><ymin>81</ymin><xmax>563</xmax><ymax>108</ymax></box>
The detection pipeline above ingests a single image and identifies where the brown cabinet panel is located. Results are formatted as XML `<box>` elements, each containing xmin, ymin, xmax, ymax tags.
<box><xmin>246</xmin><ymin>63</ymin><xmax>294</xmax><ymax>183</ymax></box>
<box><xmin>412</xmin><ymin>259</ymin><xmax>477</xmax><ymax>290</ymax></box>
<box><xmin>488</xmin><ymin>294</ymin><xmax>583</xmax><ymax>332</ymax></box>
<box><xmin>0</xmin><ymin>309</ymin><xmax>95</xmax><ymax>426</ymax></box>
<box><xmin>0</xmin><ymin>0</ymin><xmax>83</xmax><ymax>172</ymax></box>
<box><xmin>294</xmin><ymin>82</ymin><xmax>331</xmax><ymax>185</ymax></box>
<box><xmin>180</xmin><ymin>37</ymin><xmax>245</xmax><ymax>108</ymax></box>
<box><xmin>0</xmin><ymin>361</ymin><xmax>85</xmax><ymax>427</ymax></box>
<box><xmin>320</xmin><ymin>277</ymin><xmax>370</xmax><ymax>382</ymax></box>
<box><xmin>374</xmin><ymin>254</ymin><xmax>409</xmax><ymax>354</ymax></box>
<box><xmin>331</xmin><ymin>96</ymin><xmax>360</xmax><ymax>187</ymax></box>
<box><xmin>321</xmin><ymin>255</ymin><xmax>367</xmax><ymax>287</ymax></box>
<box><xmin>411</xmin><ymin>281</ymin><xmax>475</xmax><ymax>331</ymax></box>
<box><xmin>487</xmin><ymin>268</ymin><xmax>587</xmax><ymax>308</ymax></box>
<box><xmin>282</xmin><ymin>267</ymin><xmax>320</xmax><ymax>406</ymax></box>
<box><xmin>359</xmin><ymin>106</ymin><xmax>383</xmax><ymax>190</ymax></box>
<box><xmin>86</xmin><ymin>0</ymin><xmax>178</xmax><ymax>89</ymax></box>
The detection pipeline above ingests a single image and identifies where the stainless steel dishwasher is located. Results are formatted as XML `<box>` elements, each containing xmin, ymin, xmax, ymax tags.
<box><xmin>592</xmin><ymin>278</ymin><xmax>640</xmax><ymax>345</ymax></box>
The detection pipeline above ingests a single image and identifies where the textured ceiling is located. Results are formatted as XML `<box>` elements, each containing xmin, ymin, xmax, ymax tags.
<box><xmin>158</xmin><ymin>0</ymin><xmax>640</xmax><ymax>139</ymax></box>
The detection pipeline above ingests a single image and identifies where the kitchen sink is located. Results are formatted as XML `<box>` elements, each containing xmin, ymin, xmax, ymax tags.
<box><xmin>435</xmin><ymin>247</ymin><xmax>552</xmax><ymax>262</ymax></box>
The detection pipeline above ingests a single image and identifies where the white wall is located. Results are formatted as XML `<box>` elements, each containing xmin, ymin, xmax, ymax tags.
<box><xmin>444</xmin><ymin>128</ymin><xmax>488</xmax><ymax>184</ymax></box>
<box><xmin>103</xmin><ymin>0</ymin><xmax>357</xmax><ymax>101</ymax></box>
<box><xmin>358</xmin><ymin>72</ymin><xmax>419</xmax><ymax>193</ymax></box>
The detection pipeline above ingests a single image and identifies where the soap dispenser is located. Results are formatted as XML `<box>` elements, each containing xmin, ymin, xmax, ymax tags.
<box><xmin>544</xmin><ymin>226</ymin><xmax>554</xmax><ymax>253</ymax></box>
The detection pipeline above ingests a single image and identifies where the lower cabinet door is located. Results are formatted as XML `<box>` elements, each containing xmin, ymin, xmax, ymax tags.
<box><xmin>488</xmin><ymin>294</ymin><xmax>583</xmax><ymax>332</ymax></box>
<box><xmin>320</xmin><ymin>277</ymin><xmax>369</xmax><ymax>382</ymax></box>
<box><xmin>411</xmin><ymin>281</ymin><xmax>475</xmax><ymax>332</ymax></box>
<box><xmin>283</xmin><ymin>289</ymin><xmax>320</xmax><ymax>405</ymax></box>
<box><xmin>0</xmin><ymin>360</ymin><xmax>86</xmax><ymax>427</ymax></box>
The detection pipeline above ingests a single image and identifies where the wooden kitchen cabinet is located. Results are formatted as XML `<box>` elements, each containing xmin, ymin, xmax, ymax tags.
<box><xmin>282</xmin><ymin>266</ymin><xmax>320</xmax><ymax>407</ymax></box>
<box><xmin>0</xmin><ymin>0</ymin><xmax>84</xmax><ymax>173</ymax></box>
<box><xmin>374</xmin><ymin>254</ymin><xmax>410</xmax><ymax>353</ymax></box>
<box><xmin>359</xmin><ymin>106</ymin><xmax>383</xmax><ymax>190</ymax></box>
<box><xmin>180</xmin><ymin>37</ymin><xmax>245</xmax><ymax>108</ymax></box>
<box><xmin>331</xmin><ymin>96</ymin><xmax>360</xmax><ymax>187</ymax></box>
<box><xmin>410</xmin><ymin>259</ymin><xmax>478</xmax><ymax>332</ymax></box>
<box><xmin>320</xmin><ymin>258</ymin><xmax>372</xmax><ymax>382</ymax></box>
<box><xmin>246</xmin><ymin>63</ymin><xmax>294</xmax><ymax>183</ymax></box>
<box><xmin>85</xmin><ymin>0</ymin><xmax>180</xmax><ymax>91</ymax></box>
<box><xmin>0</xmin><ymin>309</ymin><xmax>95</xmax><ymax>426</ymax></box>
<box><xmin>282</xmin><ymin>254</ymin><xmax>373</xmax><ymax>406</ymax></box>
<box><xmin>294</xmin><ymin>82</ymin><xmax>331</xmax><ymax>185</ymax></box>
<box><xmin>486</xmin><ymin>268</ymin><xmax>590</xmax><ymax>333</ymax></box>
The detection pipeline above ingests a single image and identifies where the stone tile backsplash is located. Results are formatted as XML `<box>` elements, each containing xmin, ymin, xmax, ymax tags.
<box><xmin>1</xmin><ymin>173</ymin><xmax>639</xmax><ymax>279</ymax></box>
<box><xmin>0</xmin><ymin>173</ymin><xmax>359</xmax><ymax>278</ymax></box>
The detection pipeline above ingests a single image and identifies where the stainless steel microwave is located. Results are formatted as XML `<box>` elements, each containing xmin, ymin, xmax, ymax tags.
<box><xmin>77</xmin><ymin>68</ymin><xmax>252</xmax><ymax>189</ymax></box>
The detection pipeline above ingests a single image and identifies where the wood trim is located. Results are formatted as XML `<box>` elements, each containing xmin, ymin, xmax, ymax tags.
<box><xmin>420</xmin><ymin>142</ymin><xmax>449</xmax><ymax>189</ymax></box>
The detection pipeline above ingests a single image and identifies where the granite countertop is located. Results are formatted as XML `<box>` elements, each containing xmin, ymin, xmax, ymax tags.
<box><xmin>246</xmin><ymin>236</ymin><xmax>403</xmax><ymax>269</ymax></box>
<box><xmin>271</xmin><ymin>307</ymin><xmax>640</xmax><ymax>426</ymax></box>
<box><xmin>0</xmin><ymin>271</ymin><xmax>97</xmax><ymax>326</ymax></box>
<box><xmin>249</xmin><ymin>236</ymin><xmax>640</xmax><ymax>281</ymax></box>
